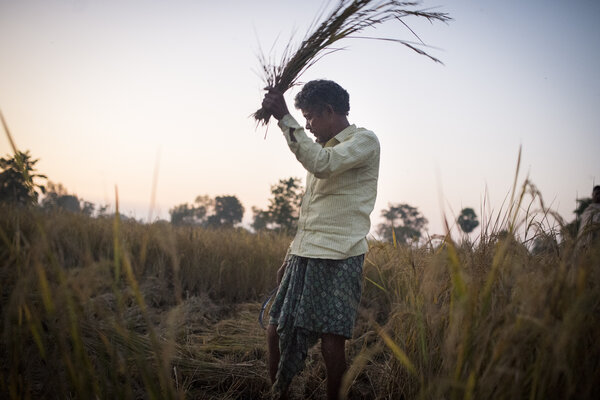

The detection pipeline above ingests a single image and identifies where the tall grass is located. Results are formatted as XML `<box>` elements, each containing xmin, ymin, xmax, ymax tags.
<box><xmin>350</xmin><ymin>236</ymin><xmax>600</xmax><ymax>399</ymax></box>
<box><xmin>1</xmin><ymin>180</ymin><xmax>599</xmax><ymax>399</ymax></box>
<box><xmin>0</xmin><ymin>206</ymin><xmax>289</xmax><ymax>399</ymax></box>
<box><xmin>346</xmin><ymin>179</ymin><xmax>600</xmax><ymax>400</ymax></box>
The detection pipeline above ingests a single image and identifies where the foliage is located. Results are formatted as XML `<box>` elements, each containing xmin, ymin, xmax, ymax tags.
<box><xmin>41</xmin><ymin>181</ymin><xmax>95</xmax><ymax>216</ymax></box>
<box><xmin>206</xmin><ymin>195</ymin><xmax>245</xmax><ymax>228</ymax></box>
<box><xmin>252</xmin><ymin>177</ymin><xmax>303</xmax><ymax>233</ymax></box>
<box><xmin>457</xmin><ymin>207</ymin><xmax>479</xmax><ymax>233</ymax></box>
<box><xmin>377</xmin><ymin>203</ymin><xmax>428</xmax><ymax>244</ymax></box>
<box><xmin>169</xmin><ymin>203</ymin><xmax>204</xmax><ymax>226</ymax></box>
<box><xmin>0</xmin><ymin>150</ymin><xmax>46</xmax><ymax>206</ymax></box>
<box><xmin>170</xmin><ymin>195</ymin><xmax>245</xmax><ymax>228</ymax></box>
<box><xmin>251</xmin><ymin>206</ymin><xmax>269</xmax><ymax>232</ymax></box>
<box><xmin>169</xmin><ymin>195</ymin><xmax>213</xmax><ymax>226</ymax></box>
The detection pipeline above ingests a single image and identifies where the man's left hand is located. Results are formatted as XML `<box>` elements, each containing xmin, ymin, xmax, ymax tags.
<box><xmin>262</xmin><ymin>89</ymin><xmax>289</xmax><ymax>121</ymax></box>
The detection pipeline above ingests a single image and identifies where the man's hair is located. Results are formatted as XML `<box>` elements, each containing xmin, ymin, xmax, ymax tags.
<box><xmin>294</xmin><ymin>80</ymin><xmax>350</xmax><ymax>116</ymax></box>
<box><xmin>594</xmin><ymin>185</ymin><xmax>600</xmax><ymax>191</ymax></box>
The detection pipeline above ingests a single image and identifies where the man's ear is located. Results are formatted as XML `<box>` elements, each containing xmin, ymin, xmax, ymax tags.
<box><xmin>324</xmin><ymin>104</ymin><xmax>334</xmax><ymax>116</ymax></box>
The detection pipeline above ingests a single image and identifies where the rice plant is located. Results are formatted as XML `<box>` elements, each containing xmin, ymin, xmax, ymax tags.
<box><xmin>0</xmin><ymin>205</ymin><xmax>290</xmax><ymax>399</ymax></box>
<box><xmin>2</xmin><ymin>175</ymin><xmax>599</xmax><ymax>399</ymax></box>
<box><xmin>253</xmin><ymin>0</ymin><xmax>451</xmax><ymax>125</ymax></box>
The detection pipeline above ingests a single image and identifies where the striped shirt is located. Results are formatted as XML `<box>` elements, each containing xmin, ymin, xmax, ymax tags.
<box><xmin>278</xmin><ymin>114</ymin><xmax>380</xmax><ymax>260</ymax></box>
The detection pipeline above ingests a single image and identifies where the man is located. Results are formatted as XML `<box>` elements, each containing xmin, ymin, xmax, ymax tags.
<box><xmin>261</xmin><ymin>80</ymin><xmax>380</xmax><ymax>399</ymax></box>
<box><xmin>578</xmin><ymin>185</ymin><xmax>600</xmax><ymax>248</ymax></box>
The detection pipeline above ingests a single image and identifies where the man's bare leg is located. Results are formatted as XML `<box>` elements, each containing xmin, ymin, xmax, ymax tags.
<box><xmin>267</xmin><ymin>324</ymin><xmax>280</xmax><ymax>384</ymax></box>
<box><xmin>321</xmin><ymin>333</ymin><xmax>346</xmax><ymax>400</ymax></box>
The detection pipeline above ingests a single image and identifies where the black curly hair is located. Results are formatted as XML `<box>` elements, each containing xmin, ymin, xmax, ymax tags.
<box><xmin>294</xmin><ymin>80</ymin><xmax>350</xmax><ymax>116</ymax></box>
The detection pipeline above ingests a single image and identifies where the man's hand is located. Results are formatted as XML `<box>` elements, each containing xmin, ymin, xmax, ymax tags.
<box><xmin>276</xmin><ymin>260</ymin><xmax>288</xmax><ymax>285</ymax></box>
<box><xmin>262</xmin><ymin>89</ymin><xmax>290</xmax><ymax>121</ymax></box>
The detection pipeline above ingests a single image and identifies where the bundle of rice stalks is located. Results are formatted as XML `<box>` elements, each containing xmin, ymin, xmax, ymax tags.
<box><xmin>253</xmin><ymin>0</ymin><xmax>451</xmax><ymax>125</ymax></box>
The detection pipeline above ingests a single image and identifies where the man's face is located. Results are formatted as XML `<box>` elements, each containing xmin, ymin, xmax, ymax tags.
<box><xmin>593</xmin><ymin>187</ymin><xmax>600</xmax><ymax>203</ymax></box>
<box><xmin>302</xmin><ymin>107</ymin><xmax>333</xmax><ymax>144</ymax></box>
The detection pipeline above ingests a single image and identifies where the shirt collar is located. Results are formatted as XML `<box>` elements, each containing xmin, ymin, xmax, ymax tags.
<box><xmin>323</xmin><ymin>137</ymin><xmax>339</xmax><ymax>148</ymax></box>
<box><xmin>323</xmin><ymin>124</ymin><xmax>356</xmax><ymax>147</ymax></box>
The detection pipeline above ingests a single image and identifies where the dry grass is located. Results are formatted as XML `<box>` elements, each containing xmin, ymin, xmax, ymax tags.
<box><xmin>352</xmin><ymin>237</ymin><xmax>600</xmax><ymax>400</ymax></box>
<box><xmin>253</xmin><ymin>0</ymin><xmax>451</xmax><ymax>125</ymax></box>
<box><xmin>1</xmin><ymin>187</ymin><xmax>599</xmax><ymax>399</ymax></box>
<box><xmin>0</xmin><ymin>208</ymin><xmax>287</xmax><ymax>399</ymax></box>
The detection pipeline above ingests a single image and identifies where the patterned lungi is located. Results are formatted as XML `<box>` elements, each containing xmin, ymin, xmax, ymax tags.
<box><xmin>269</xmin><ymin>254</ymin><xmax>364</xmax><ymax>394</ymax></box>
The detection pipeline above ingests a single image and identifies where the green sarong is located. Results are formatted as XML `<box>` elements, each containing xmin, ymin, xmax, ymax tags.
<box><xmin>269</xmin><ymin>254</ymin><xmax>364</xmax><ymax>394</ymax></box>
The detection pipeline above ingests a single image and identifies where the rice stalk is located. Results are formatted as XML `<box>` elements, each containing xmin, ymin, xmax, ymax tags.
<box><xmin>253</xmin><ymin>0</ymin><xmax>451</xmax><ymax>125</ymax></box>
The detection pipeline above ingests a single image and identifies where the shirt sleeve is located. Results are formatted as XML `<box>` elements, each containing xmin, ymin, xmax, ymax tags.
<box><xmin>278</xmin><ymin>114</ymin><xmax>379</xmax><ymax>179</ymax></box>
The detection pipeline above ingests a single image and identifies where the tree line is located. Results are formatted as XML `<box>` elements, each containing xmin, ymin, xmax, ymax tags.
<box><xmin>2</xmin><ymin>150</ymin><xmax>593</xmax><ymax>244</ymax></box>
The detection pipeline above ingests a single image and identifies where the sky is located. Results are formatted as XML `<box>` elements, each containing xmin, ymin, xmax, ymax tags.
<box><xmin>1</xmin><ymin>0</ymin><xmax>599</xmax><ymax>237</ymax></box>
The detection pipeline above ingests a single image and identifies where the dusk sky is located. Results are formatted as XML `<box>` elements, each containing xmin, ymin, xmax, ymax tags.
<box><xmin>1</xmin><ymin>0</ymin><xmax>598</xmax><ymax>237</ymax></box>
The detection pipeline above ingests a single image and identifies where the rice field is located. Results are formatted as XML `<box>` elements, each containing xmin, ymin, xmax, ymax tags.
<box><xmin>1</xmin><ymin>197</ymin><xmax>599</xmax><ymax>399</ymax></box>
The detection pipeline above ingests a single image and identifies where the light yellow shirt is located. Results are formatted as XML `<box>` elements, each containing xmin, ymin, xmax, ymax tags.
<box><xmin>278</xmin><ymin>114</ymin><xmax>380</xmax><ymax>260</ymax></box>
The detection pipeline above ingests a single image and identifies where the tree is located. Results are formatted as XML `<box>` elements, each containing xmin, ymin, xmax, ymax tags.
<box><xmin>41</xmin><ymin>181</ymin><xmax>96</xmax><ymax>215</ymax></box>
<box><xmin>252</xmin><ymin>177</ymin><xmax>303</xmax><ymax>233</ymax></box>
<box><xmin>206</xmin><ymin>195</ymin><xmax>244</xmax><ymax>228</ymax></box>
<box><xmin>170</xmin><ymin>194</ymin><xmax>245</xmax><ymax>228</ymax></box>
<box><xmin>170</xmin><ymin>195</ymin><xmax>214</xmax><ymax>226</ymax></box>
<box><xmin>377</xmin><ymin>203</ymin><xmax>428</xmax><ymax>245</ymax></box>
<box><xmin>81</xmin><ymin>201</ymin><xmax>95</xmax><ymax>217</ymax></box>
<box><xmin>457</xmin><ymin>207</ymin><xmax>479</xmax><ymax>234</ymax></box>
<box><xmin>97</xmin><ymin>204</ymin><xmax>110</xmax><ymax>217</ymax></box>
<box><xmin>169</xmin><ymin>203</ymin><xmax>207</xmax><ymax>226</ymax></box>
<box><xmin>41</xmin><ymin>182</ymin><xmax>78</xmax><ymax>212</ymax></box>
<box><xmin>0</xmin><ymin>150</ymin><xmax>46</xmax><ymax>206</ymax></box>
